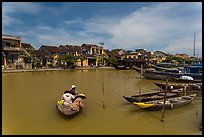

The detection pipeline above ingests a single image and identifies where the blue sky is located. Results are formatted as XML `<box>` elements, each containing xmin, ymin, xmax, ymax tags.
<box><xmin>2</xmin><ymin>2</ymin><xmax>202</xmax><ymax>57</ymax></box>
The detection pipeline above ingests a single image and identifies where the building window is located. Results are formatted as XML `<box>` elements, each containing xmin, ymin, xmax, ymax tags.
<box><xmin>92</xmin><ymin>48</ymin><xmax>95</xmax><ymax>54</ymax></box>
<box><xmin>11</xmin><ymin>43</ymin><xmax>17</xmax><ymax>47</ymax></box>
<box><xmin>6</xmin><ymin>43</ymin><xmax>10</xmax><ymax>46</ymax></box>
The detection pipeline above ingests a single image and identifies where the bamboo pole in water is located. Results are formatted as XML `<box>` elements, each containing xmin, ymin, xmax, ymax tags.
<box><xmin>139</xmin><ymin>64</ymin><xmax>143</xmax><ymax>101</ymax></box>
<box><xmin>161</xmin><ymin>78</ymin><xmax>168</xmax><ymax>121</ymax></box>
<box><xmin>101</xmin><ymin>54</ymin><xmax>105</xmax><ymax>109</ymax></box>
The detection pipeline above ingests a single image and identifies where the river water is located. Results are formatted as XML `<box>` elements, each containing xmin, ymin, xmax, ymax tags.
<box><xmin>2</xmin><ymin>69</ymin><xmax>202</xmax><ymax>135</ymax></box>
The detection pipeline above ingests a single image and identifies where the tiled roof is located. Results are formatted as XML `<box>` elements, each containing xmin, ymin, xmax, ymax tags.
<box><xmin>2</xmin><ymin>35</ymin><xmax>21</xmax><ymax>41</ymax></box>
<box><xmin>21</xmin><ymin>43</ymin><xmax>34</xmax><ymax>49</ymax></box>
<box><xmin>39</xmin><ymin>45</ymin><xmax>60</xmax><ymax>54</ymax></box>
<box><xmin>30</xmin><ymin>50</ymin><xmax>46</xmax><ymax>57</ymax></box>
<box><xmin>110</xmin><ymin>49</ymin><xmax>122</xmax><ymax>55</ymax></box>
<box><xmin>59</xmin><ymin>45</ymin><xmax>81</xmax><ymax>53</ymax></box>
<box><xmin>154</xmin><ymin>50</ymin><xmax>169</xmax><ymax>56</ymax></box>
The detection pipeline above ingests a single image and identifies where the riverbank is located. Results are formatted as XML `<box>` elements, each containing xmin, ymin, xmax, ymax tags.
<box><xmin>2</xmin><ymin>66</ymin><xmax>115</xmax><ymax>73</ymax></box>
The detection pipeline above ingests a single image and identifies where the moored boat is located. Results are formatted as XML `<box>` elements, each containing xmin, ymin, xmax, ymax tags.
<box><xmin>133</xmin><ymin>66</ymin><xmax>202</xmax><ymax>81</ymax></box>
<box><xmin>133</xmin><ymin>93</ymin><xmax>196</xmax><ymax>111</ymax></box>
<box><xmin>154</xmin><ymin>81</ymin><xmax>202</xmax><ymax>90</ymax></box>
<box><xmin>152</xmin><ymin>65</ymin><xmax>181</xmax><ymax>73</ymax></box>
<box><xmin>123</xmin><ymin>88</ymin><xmax>182</xmax><ymax>103</ymax></box>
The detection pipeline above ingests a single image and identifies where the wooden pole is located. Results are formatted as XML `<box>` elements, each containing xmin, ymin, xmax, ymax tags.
<box><xmin>161</xmin><ymin>78</ymin><xmax>168</xmax><ymax>121</ymax></box>
<box><xmin>101</xmin><ymin>54</ymin><xmax>105</xmax><ymax>109</ymax></box>
<box><xmin>139</xmin><ymin>64</ymin><xmax>143</xmax><ymax>101</ymax></box>
<box><xmin>102</xmin><ymin>75</ymin><xmax>105</xmax><ymax>108</ymax></box>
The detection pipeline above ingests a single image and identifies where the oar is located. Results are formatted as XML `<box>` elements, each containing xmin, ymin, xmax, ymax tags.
<box><xmin>161</xmin><ymin>78</ymin><xmax>168</xmax><ymax>121</ymax></box>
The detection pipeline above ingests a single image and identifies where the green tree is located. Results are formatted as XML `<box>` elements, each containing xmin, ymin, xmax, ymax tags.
<box><xmin>175</xmin><ymin>57</ymin><xmax>184</xmax><ymax>64</ymax></box>
<box><xmin>105</xmin><ymin>57</ymin><xmax>117</xmax><ymax>66</ymax></box>
<box><xmin>164</xmin><ymin>55</ymin><xmax>174</xmax><ymax>63</ymax></box>
<box><xmin>60</xmin><ymin>54</ymin><xmax>79</xmax><ymax>67</ymax></box>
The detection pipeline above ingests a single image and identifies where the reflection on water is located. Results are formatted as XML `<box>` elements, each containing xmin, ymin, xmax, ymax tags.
<box><xmin>2</xmin><ymin>70</ymin><xmax>202</xmax><ymax>135</ymax></box>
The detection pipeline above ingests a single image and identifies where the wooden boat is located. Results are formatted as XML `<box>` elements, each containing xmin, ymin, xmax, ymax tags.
<box><xmin>113</xmin><ymin>59</ymin><xmax>149</xmax><ymax>70</ymax></box>
<box><xmin>123</xmin><ymin>89</ymin><xmax>183</xmax><ymax>103</ymax></box>
<box><xmin>152</xmin><ymin>65</ymin><xmax>180</xmax><ymax>73</ymax></box>
<box><xmin>56</xmin><ymin>93</ymin><xmax>86</xmax><ymax>116</ymax></box>
<box><xmin>133</xmin><ymin>93</ymin><xmax>196</xmax><ymax>111</ymax></box>
<box><xmin>133</xmin><ymin>66</ymin><xmax>202</xmax><ymax>81</ymax></box>
<box><xmin>154</xmin><ymin>82</ymin><xmax>202</xmax><ymax>90</ymax></box>
<box><xmin>113</xmin><ymin>65</ymin><xmax>131</xmax><ymax>70</ymax></box>
<box><xmin>170</xmin><ymin>77</ymin><xmax>202</xmax><ymax>83</ymax></box>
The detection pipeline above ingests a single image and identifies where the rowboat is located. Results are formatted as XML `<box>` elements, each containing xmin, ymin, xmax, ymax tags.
<box><xmin>56</xmin><ymin>93</ymin><xmax>86</xmax><ymax>116</ymax></box>
<box><xmin>152</xmin><ymin>65</ymin><xmax>180</xmax><ymax>73</ymax></box>
<box><xmin>133</xmin><ymin>93</ymin><xmax>196</xmax><ymax>111</ymax></box>
<box><xmin>154</xmin><ymin>82</ymin><xmax>202</xmax><ymax>90</ymax></box>
<box><xmin>123</xmin><ymin>88</ymin><xmax>182</xmax><ymax>103</ymax></box>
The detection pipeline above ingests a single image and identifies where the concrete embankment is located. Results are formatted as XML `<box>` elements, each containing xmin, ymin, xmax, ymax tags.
<box><xmin>2</xmin><ymin>66</ymin><xmax>115</xmax><ymax>73</ymax></box>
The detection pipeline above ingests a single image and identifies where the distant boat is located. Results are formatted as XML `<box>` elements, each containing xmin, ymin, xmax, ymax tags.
<box><xmin>113</xmin><ymin>65</ymin><xmax>131</xmax><ymax>70</ymax></box>
<box><xmin>154</xmin><ymin>81</ymin><xmax>202</xmax><ymax>90</ymax></box>
<box><xmin>113</xmin><ymin>59</ymin><xmax>148</xmax><ymax>70</ymax></box>
<box><xmin>133</xmin><ymin>93</ymin><xmax>196</xmax><ymax>111</ymax></box>
<box><xmin>152</xmin><ymin>65</ymin><xmax>181</xmax><ymax>73</ymax></box>
<box><xmin>133</xmin><ymin>65</ymin><xmax>202</xmax><ymax>81</ymax></box>
<box><xmin>154</xmin><ymin>63</ymin><xmax>184</xmax><ymax>68</ymax></box>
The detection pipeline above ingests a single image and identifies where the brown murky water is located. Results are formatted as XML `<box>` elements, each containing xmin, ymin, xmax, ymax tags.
<box><xmin>2</xmin><ymin>69</ymin><xmax>202</xmax><ymax>135</ymax></box>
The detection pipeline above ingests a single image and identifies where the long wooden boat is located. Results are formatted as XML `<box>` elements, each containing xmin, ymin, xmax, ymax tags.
<box><xmin>56</xmin><ymin>93</ymin><xmax>86</xmax><ymax>116</ymax></box>
<box><xmin>133</xmin><ymin>66</ymin><xmax>202</xmax><ymax>81</ymax></box>
<box><xmin>113</xmin><ymin>65</ymin><xmax>131</xmax><ymax>70</ymax></box>
<box><xmin>152</xmin><ymin>65</ymin><xmax>180</xmax><ymax>73</ymax></box>
<box><xmin>154</xmin><ymin>82</ymin><xmax>202</xmax><ymax>90</ymax></box>
<box><xmin>123</xmin><ymin>89</ymin><xmax>182</xmax><ymax>103</ymax></box>
<box><xmin>170</xmin><ymin>77</ymin><xmax>202</xmax><ymax>83</ymax></box>
<box><xmin>133</xmin><ymin>93</ymin><xmax>196</xmax><ymax>111</ymax></box>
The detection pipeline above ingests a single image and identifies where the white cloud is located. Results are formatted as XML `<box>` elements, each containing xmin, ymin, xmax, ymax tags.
<box><xmin>2</xmin><ymin>2</ymin><xmax>42</xmax><ymax>26</ymax></box>
<box><xmin>3</xmin><ymin>2</ymin><xmax>42</xmax><ymax>14</ymax></box>
<box><xmin>164</xmin><ymin>32</ymin><xmax>202</xmax><ymax>57</ymax></box>
<box><xmin>77</xmin><ymin>2</ymin><xmax>202</xmax><ymax>56</ymax></box>
<box><xmin>2</xmin><ymin>2</ymin><xmax>202</xmax><ymax>57</ymax></box>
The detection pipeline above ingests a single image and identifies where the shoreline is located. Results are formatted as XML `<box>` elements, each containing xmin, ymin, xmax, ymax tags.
<box><xmin>2</xmin><ymin>66</ymin><xmax>115</xmax><ymax>73</ymax></box>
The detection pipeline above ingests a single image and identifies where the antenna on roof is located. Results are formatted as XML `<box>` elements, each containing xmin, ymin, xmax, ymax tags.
<box><xmin>193</xmin><ymin>32</ymin><xmax>195</xmax><ymax>57</ymax></box>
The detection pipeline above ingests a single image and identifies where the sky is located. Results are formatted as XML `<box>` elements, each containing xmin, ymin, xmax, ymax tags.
<box><xmin>2</xmin><ymin>2</ymin><xmax>202</xmax><ymax>57</ymax></box>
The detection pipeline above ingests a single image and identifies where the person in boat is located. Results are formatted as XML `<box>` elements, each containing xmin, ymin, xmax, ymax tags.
<box><xmin>62</xmin><ymin>91</ymin><xmax>75</xmax><ymax>107</ymax></box>
<box><xmin>62</xmin><ymin>89</ymin><xmax>84</xmax><ymax>111</ymax></box>
<box><xmin>64</xmin><ymin>85</ymin><xmax>78</xmax><ymax>95</ymax></box>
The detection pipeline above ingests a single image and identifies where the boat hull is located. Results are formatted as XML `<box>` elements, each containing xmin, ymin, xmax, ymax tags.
<box><xmin>154</xmin><ymin>82</ymin><xmax>202</xmax><ymax>90</ymax></box>
<box><xmin>133</xmin><ymin>94</ymin><xmax>196</xmax><ymax>111</ymax></box>
<box><xmin>123</xmin><ymin>90</ymin><xmax>181</xmax><ymax>103</ymax></box>
<box><xmin>56</xmin><ymin>94</ymin><xmax>86</xmax><ymax>116</ymax></box>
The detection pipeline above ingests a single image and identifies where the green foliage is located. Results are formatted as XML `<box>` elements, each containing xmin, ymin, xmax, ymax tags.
<box><xmin>97</xmin><ymin>56</ymin><xmax>102</xmax><ymax>64</ymax></box>
<box><xmin>48</xmin><ymin>64</ymin><xmax>54</xmax><ymax>68</ymax></box>
<box><xmin>176</xmin><ymin>57</ymin><xmax>184</xmax><ymax>64</ymax></box>
<box><xmin>164</xmin><ymin>55</ymin><xmax>186</xmax><ymax>64</ymax></box>
<box><xmin>60</xmin><ymin>54</ymin><xmax>79</xmax><ymax>66</ymax></box>
<box><xmin>165</xmin><ymin>55</ymin><xmax>174</xmax><ymax>63</ymax></box>
<box><xmin>105</xmin><ymin>57</ymin><xmax>117</xmax><ymax>66</ymax></box>
<box><xmin>35</xmin><ymin>63</ymin><xmax>43</xmax><ymax>68</ymax></box>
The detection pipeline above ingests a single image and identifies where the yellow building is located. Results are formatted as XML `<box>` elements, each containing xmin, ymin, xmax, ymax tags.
<box><xmin>2</xmin><ymin>35</ymin><xmax>32</xmax><ymax>69</ymax></box>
